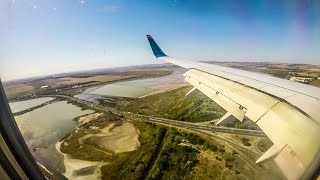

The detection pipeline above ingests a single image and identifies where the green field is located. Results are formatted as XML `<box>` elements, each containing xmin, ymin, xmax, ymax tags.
<box><xmin>100</xmin><ymin>121</ymin><xmax>245</xmax><ymax>180</ymax></box>
<box><xmin>100</xmin><ymin>86</ymin><xmax>260</xmax><ymax>130</ymax></box>
<box><xmin>59</xmin><ymin>111</ymin><xmax>283</xmax><ymax>180</ymax></box>
<box><xmin>101</xmin><ymin>86</ymin><xmax>226</xmax><ymax>122</ymax></box>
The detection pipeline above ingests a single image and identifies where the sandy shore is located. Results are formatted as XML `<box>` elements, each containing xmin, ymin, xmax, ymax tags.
<box><xmin>54</xmin><ymin>112</ymin><xmax>106</xmax><ymax>179</ymax></box>
<box><xmin>78</xmin><ymin>113</ymin><xmax>102</xmax><ymax>125</ymax></box>
<box><xmin>79</xmin><ymin>122</ymin><xmax>140</xmax><ymax>154</ymax></box>
<box><xmin>55</xmin><ymin>141</ymin><xmax>106</xmax><ymax>180</ymax></box>
<box><xmin>55</xmin><ymin>113</ymin><xmax>140</xmax><ymax>179</ymax></box>
<box><xmin>139</xmin><ymin>84</ymin><xmax>189</xmax><ymax>98</ymax></box>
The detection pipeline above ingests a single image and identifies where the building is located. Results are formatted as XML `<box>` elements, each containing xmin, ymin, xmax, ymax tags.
<box><xmin>40</xmin><ymin>85</ymin><xmax>49</xmax><ymax>89</ymax></box>
<box><xmin>289</xmin><ymin>76</ymin><xmax>314</xmax><ymax>83</ymax></box>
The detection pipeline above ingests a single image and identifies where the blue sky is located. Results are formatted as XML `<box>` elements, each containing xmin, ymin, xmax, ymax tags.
<box><xmin>1</xmin><ymin>0</ymin><xmax>320</xmax><ymax>80</ymax></box>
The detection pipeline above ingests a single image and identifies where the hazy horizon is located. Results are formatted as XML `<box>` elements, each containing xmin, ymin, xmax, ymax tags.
<box><xmin>1</xmin><ymin>0</ymin><xmax>319</xmax><ymax>80</ymax></box>
<box><xmin>4</xmin><ymin>60</ymin><xmax>320</xmax><ymax>83</ymax></box>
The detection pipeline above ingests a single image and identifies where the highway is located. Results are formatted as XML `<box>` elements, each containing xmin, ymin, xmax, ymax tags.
<box><xmin>38</xmin><ymin>94</ymin><xmax>264</xmax><ymax>160</ymax></box>
<box><xmin>42</xmin><ymin>94</ymin><xmax>265</xmax><ymax>136</ymax></box>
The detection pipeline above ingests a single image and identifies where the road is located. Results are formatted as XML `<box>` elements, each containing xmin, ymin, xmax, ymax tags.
<box><xmin>39</xmin><ymin>94</ymin><xmax>265</xmax><ymax>157</ymax></box>
<box><xmin>41</xmin><ymin>94</ymin><xmax>265</xmax><ymax>136</ymax></box>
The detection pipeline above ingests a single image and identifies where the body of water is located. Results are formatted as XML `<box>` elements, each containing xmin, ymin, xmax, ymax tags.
<box><xmin>80</xmin><ymin>67</ymin><xmax>187</xmax><ymax>98</ymax></box>
<box><xmin>9</xmin><ymin>97</ymin><xmax>55</xmax><ymax>113</ymax></box>
<box><xmin>14</xmin><ymin>101</ymin><xmax>94</xmax><ymax>176</ymax></box>
<box><xmin>89</xmin><ymin>84</ymin><xmax>155</xmax><ymax>97</ymax></box>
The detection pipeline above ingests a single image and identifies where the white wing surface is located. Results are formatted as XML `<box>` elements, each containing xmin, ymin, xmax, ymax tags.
<box><xmin>146</xmin><ymin>35</ymin><xmax>320</xmax><ymax>180</ymax></box>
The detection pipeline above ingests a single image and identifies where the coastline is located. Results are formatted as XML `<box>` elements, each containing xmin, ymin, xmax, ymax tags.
<box><xmin>54</xmin><ymin>112</ymin><xmax>107</xmax><ymax>179</ymax></box>
<box><xmin>55</xmin><ymin>141</ymin><xmax>107</xmax><ymax>180</ymax></box>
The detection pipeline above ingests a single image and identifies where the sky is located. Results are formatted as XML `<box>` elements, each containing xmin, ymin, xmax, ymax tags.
<box><xmin>1</xmin><ymin>0</ymin><xmax>320</xmax><ymax>80</ymax></box>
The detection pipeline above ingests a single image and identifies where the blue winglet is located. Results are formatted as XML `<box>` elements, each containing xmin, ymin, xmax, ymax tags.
<box><xmin>146</xmin><ymin>35</ymin><xmax>167</xmax><ymax>58</ymax></box>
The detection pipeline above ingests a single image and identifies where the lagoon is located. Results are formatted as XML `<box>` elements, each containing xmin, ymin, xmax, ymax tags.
<box><xmin>14</xmin><ymin>101</ymin><xmax>94</xmax><ymax>176</ymax></box>
<box><xmin>9</xmin><ymin>97</ymin><xmax>55</xmax><ymax>113</ymax></box>
<box><xmin>86</xmin><ymin>68</ymin><xmax>186</xmax><ymax>98</ymax></box>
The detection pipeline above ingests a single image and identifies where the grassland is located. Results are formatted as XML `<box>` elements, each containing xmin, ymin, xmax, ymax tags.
<box><xmin>221</xmin><ymin>117</ymin><xmax>261</xmax><ymax>130</ymax></box>
<box><xmin>59</xmin><ymin>111</ymin><xmax>282</xmax><ymax>179</ymax></box>
<box><xmin>60</xmin><ymin>111</ymin><xmax>124</xmax><ymax>161</ymax></box>
<box><xmin>101</xmin><ymin>121</ymin><xmax>167</xmax><ymax>180</ymax></box>
<box><xmin>104</xmin><ymin>121</ymin><xmax>284</xmax><ymax>179</ymax></box>
<box><xmin>100</xmin><ymin>86</ymin><xmax>260</xmax><ymax>129</ymax></box>
<box><xmin>310</xmin><ymin>79</ymin><xmax>320</xmax><ymax>88</ymax></box>
<box><xmin>102</xmin><ymin>86</ymin><xmax>226</xmax><ymax>122</ymax></box>
<box><xmin>257</xmin><ymin>138</ymin><xmax>274</xmax><ymax>153</ymax></box>
<box><xmin>100</xmin><ymin>121</ymin><xmax>255</xmax><ymax>180</ymax></box>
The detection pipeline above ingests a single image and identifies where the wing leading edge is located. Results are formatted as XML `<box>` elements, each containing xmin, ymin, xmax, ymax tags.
<box><xmin>146</xmin><ymin>35</ymin><xmax>320</xmax><ymax>180</ymax></box>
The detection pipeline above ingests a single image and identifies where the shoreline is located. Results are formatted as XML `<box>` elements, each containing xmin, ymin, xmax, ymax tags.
<box><xmin>139</xmin><ymin>84</ymin><xmax>189</xmax><ymax>98</ymax></box>
<box><xmin>54</xmin><ymin>112</ymin><xmax>106</xmax><ymax>179</ymax></box>
<box><xmin>55</xmin><ymin>141</ymin><xmax>107</xmax><ymax>180</ymax></box>
<box><xmin>11</xmin><ymin>98</ymin><xmax>57</xmax><ymax>116</ymax></box>
<box><xmin>54</xmin><ymin>113</ymin><xmax>140</xmax><ymax>179</ymax></box>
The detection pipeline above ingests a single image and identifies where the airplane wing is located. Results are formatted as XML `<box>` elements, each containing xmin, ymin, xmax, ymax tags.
<box><xmin>146</xmin><ymin>35</ymin><xmax>320</xmax><ymax>180</ymax></box>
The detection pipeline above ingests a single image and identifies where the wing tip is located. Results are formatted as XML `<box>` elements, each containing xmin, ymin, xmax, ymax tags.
<box><xmin>146</xmin><ymin>35</ymin><xmax>167</xmax><ymax>58</ymax></box>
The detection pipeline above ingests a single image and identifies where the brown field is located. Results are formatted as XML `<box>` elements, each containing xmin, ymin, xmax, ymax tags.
<box><xmin>4</xmin><ymin>68</ymin><xmax>172</xmax><ymax>100</ymax></box>
<box><xmin>4</xmin><ymin>84</ymin><xmax>35</xmax><ymax>98</ymax></box>
<box><xmin>207</xmin><ymin>61</ymin><xmax>320</xmax><ymax>78</ymax></box>
<box><xmin>55</xmin><ymin>75</ymin><xmax>136</xmax><ymax>85</ymax></box>
<box><xmin>4</xmin><ymin>62</ymin><xmax>320</xmax><ymax>100</ymax></box>
<box><xmin>310</xmin><ymin>80</ymin><xmax>320</xmax><ymax>88</ymax></box>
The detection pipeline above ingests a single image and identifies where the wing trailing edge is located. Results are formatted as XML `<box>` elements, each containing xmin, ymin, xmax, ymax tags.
<box><xmin>146</xmin><ymin>35</ymin><xmax>320</xmax><ymax>180</ymax></box>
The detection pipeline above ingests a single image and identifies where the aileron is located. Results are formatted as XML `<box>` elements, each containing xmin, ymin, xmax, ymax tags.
<box><xmin>146</xmin><ymin>35</ymin><xmax>320</xmax><ymax>180</ymax></box>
